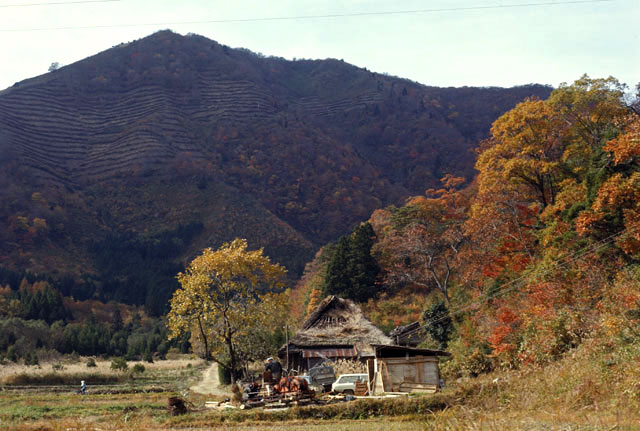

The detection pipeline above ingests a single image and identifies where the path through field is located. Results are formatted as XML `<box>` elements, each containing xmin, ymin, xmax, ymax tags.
<box><xmin>190</xmin><ymin>362</ymin><xmax>229</xmax><ymax>396</ymax></box>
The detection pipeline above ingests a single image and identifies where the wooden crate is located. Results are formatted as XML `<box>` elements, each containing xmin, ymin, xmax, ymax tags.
<box><xmin>354</xmin><ymin>382</ymin><xmax>368</xmax><ymax>396</ymax></box>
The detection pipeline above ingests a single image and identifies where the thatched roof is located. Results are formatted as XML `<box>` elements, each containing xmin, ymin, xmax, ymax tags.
<box><xmin>285</xmin><ymin>296</ymin><xmax>391</xmax><ymax>356</ymax></box>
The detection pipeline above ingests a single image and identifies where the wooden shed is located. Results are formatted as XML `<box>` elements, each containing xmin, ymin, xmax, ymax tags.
<box><xmin>368</xmin><ymin>344</ymin><xmax>450</xmax><ymax>394</ymax></box>
<box><xmin>388</xmin><ymin>321</ymin><xmax>425</xmax><ymax>347</ymax></box>
<box><xmin>278</xmin><ymin>296</ymin><xmax>391</xmax><ymax>372</ymax></box>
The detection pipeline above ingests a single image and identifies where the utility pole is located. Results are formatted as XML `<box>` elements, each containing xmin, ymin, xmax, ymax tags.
<box><xmin>285</xmin><ymin>324</ymin><xmax>289</xmax><ymax>372</ymax></box>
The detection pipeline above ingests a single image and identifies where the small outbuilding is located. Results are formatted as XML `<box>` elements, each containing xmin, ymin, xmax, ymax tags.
<box><xmin>388</xmin><ymin>321</ymin><xmax>425</xmax><ymax>347</ymax></box>
<box><xmin>278</xmin><ymin>296</ymin><xmax>392</xmax><ymax>372</ymax></box>
<box><xmin>368</xmin><ymin>344</ymin><xmax>450</xmax><ymax>394</ymax></box>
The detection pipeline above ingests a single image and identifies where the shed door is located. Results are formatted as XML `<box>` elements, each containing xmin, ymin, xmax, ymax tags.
<box><xmin>422</xmin><ymin>361</ymin><xmax>439</xmax><ymax>385</ymax></box>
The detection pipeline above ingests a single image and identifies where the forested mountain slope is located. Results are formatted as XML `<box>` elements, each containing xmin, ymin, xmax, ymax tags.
<box><xmin>294</xmin><ymin>76</ymin><xmax>640</xmax><ymax>389</ymax></box>
<box><xmin>0</xmin><ymin>30</ymin><xmax>551</xmax><ymax>313</ymax></box>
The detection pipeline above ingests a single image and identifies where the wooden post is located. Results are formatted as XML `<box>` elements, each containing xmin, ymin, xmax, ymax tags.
<box><xmin>285</xmin><ymin>324</ymin><xmax>289</xmax><ymax>372</ymax></box>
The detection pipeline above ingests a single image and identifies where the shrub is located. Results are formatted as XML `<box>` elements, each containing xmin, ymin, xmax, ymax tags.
<box><xmin>24</xmin><ymin>351</ymin><xmax>39</xmax><ymax>366</ymax></box>
<box><xmin>231</xmin><ymin>383</ymin><xmax>242</xmax><ymax>403</ymax></box>
<box><xmin>86</xmin><ymin>358</ymin><xmax>97</xmax><ymax>367</ymax></box>
<box><xmin>143</xmin><ymin>349</ymin><xmax>154</xmax><ymax>363</ymax></box>
<box><xmin>110</xmin><ymin>357</ymin><xmax>128</xmax><ymax>372</ymax></box>
<box><xmin>157</xmin><ymin>342</ymin><xmax>169</xmax><ymax>359</ymax></box>
<box><xmin>124</xmin><ymin>351</ymin><xmax>137</xmax><ymax>361</ymax></box>
<box><xmin>463</xmin><ymin>347</ymin><xmax>494</xmax><ymax>377</ymax></box>
<box><xmin>422</xmin><ymin>300</ymin><xmax>454</xmax><ymax>349</ymax></box>
<box><xmin>7</xmin><ymin>346</ymin><xmax>17</xmax><ymax>362</ymax></box>
<box><xmin>132</xmin><ymin>363</ymin><xmax>145</xmax><ymax>374</ymax></box>
<box><xmin>218</xmin><ymin>364</ymin><xmax>231</xmax><ymax>385</ymax></box>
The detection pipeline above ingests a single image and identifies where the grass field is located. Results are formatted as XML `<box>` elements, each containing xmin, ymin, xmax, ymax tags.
<box><xmin>1</xmin><ymin>347</ymin><xmax>640</xmax><ymax>431</ymax></box>
<box><xmin>0</xmin><ymin>357</ymin><xmax>204</xmax><ymax>382</ymax></box>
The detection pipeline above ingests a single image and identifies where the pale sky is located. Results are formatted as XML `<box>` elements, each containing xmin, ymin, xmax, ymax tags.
<box><xmin>0</xmin><ymin>0</ymin><xmax>638</xmax><ymax>91</ymax></box>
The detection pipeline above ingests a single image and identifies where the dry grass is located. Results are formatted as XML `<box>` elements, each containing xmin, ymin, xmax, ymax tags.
<box><xmin>2</xmin><ymin>417</ymin><xmax>425</xmax><ymax>431</ymax></box>
<box><xmin>164</xmin><ymin>421</ymin><xmax>433</xmax><ymax>431</ymax></box>
<box><xmin>436</xmin><ymin>333</ymin><xmax>640</xmax><ymax>429</ymax></box>
<box><xmin>0</xmin><ymin>357</ymin><xmax>204</xmax><ymax>381</ymax></box>
<box><xmin>2</xmin><ymin>340</ymin><xmax>640</xmax><ymax>430</ymax></box>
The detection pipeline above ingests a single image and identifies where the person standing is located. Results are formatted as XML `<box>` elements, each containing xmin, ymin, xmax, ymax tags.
<box><xmin>265</xmin><ymin>357</ymin><xmax>282</xmax><ymax>383</ymax></box>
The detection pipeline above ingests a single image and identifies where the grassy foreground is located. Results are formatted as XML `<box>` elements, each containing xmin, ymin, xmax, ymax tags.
<box><xmin>1</xmin><ymin>342</ymin><xmax>639</xmax><ymax>431</ymax></box>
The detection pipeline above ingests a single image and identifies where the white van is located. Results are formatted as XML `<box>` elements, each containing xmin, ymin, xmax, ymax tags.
<box><xmin>331</xmin><ymin>373</ymin><xmax>368</xmax><ymax>394</ymax></box>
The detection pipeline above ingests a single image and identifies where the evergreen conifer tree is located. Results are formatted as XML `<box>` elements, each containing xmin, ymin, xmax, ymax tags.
<box><xmin>323</xmin><ymin>236</ymin><xmax>351</xmax><ymax>297</ymax></box>
<box><xmin>323</xmin><ymin>222</ymin><xmax>380</xmax><ymax>302</ymax></box>
<box><xmin>422</xmin><ymin>300</ymin><xmax>453</xmax><ymax>349</ymax></box>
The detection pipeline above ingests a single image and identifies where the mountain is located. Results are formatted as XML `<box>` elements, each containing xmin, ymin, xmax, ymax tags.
<box><xmin>0</xmin><ymin>30</ymin><xmax>552</xmax><ymax>314</ymax></box>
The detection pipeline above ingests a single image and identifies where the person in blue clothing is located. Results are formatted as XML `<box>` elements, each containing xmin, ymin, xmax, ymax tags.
<box><xmin>80</xmin><ymin>380</ymin><xmax>86</xmax><ymax>394</ymax></box>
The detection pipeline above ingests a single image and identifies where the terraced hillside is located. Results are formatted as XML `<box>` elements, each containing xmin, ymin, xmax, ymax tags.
<box><xmin>0</xmin><ymin>30</ymin><xmax>551</xmax><ymax>312</ymax></box>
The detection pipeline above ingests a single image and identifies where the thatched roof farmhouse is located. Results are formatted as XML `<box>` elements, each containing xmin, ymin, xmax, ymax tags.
<box><xmin>279</xmin><ymin>296</ymin><xmax>391</xmax><ymax>371</ymax></box>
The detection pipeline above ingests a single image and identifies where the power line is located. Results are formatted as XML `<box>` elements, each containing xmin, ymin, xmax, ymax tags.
<box><xmin>0</xmin><ymin>0</ymin><xmax>614</xmax><ymax>32</ymax></box>
<box><xmin>403</xmin><ymin>222</ymin><xmax>639</xmax><ymax>338</ymax></box>
<box><xmin>0</xmin><ymin>0</ymin><xmax>120</xmax><ymax>7</ymax></box>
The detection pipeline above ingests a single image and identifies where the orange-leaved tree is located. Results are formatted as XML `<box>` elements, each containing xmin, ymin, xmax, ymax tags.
<box><xmin>576</xmin><ymin>114</ymin><xmax>640</xmax><ymax>257</ymax></box>
<box><xmin>463</xmin><ymin>76</ymin><xmax>631</xmax><ymax>369</ymax></box>
<box><xmin>374</xmin><ymin>175</ymin><xmax>469</xmax><ymax>303</ymax></box>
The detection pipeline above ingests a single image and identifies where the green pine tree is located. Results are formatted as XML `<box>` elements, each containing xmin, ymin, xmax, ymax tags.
<box><xmin>323</xmin><ymin>223</ymin><xmax>380</xmax><ymax>302</ymax></box>
<box><xmin>422</xmin><ymin>300</ymin><xmax>453</xmax><ymax>349</ymax></box>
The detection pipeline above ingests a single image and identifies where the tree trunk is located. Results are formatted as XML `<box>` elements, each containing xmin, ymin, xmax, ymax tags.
<box><xmin>197</xmin><ymin>316</ymin><xmax>211</xmax><ymax>360</ymax></box>
<box><xmin>227</xmin><ymin>335</ymin><xmax>236</xmax><ymax>384</ymax></box>
<box><xmin>224</xmin><ymin>313</ymin><xmax>237</xmax><ymax>384</ymax></box>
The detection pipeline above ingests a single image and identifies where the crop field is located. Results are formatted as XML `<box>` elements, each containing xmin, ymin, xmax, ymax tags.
<box><xmin>0</xmin><ymin>356</ymin><xmax>205</xmax><ymax>430</ymax></box>
<box><xmin>0</xmin><ymin>357</ymin><xmax>204</xmax><ymax>393</ymax></box>
<box><xmin>2</xmin><ymin>354</ymin><xmax>640</xmax><ymax>431</ymax></box>
<box><xmin>0</xmin><ymin>356</ymin><xmax>441</xmax><ymax>430</ymax></box>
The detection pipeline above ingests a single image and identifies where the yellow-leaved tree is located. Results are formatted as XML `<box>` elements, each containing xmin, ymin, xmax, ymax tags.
<box><xmin>167</xmin><ymin>239</ymin><xmax>287</xmax><ymax>382</ymax></box>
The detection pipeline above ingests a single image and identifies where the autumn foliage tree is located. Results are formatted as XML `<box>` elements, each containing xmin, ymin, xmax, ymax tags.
<box><xmin>167</xmin><ymin>239</ymin><xmax>287</xmax><ymax>382</ymax></box>
<box><xmin>291</xmin><ymin>75</ymin><xmax>638</xmax><ymax>378</ymax></box>
<box><xmin>576</xmin><ymin>114</ymin><xmax>640</xmax><ymax>257</ymax></box>
<box><xmin>459</xmin><ymin>75</ymin><xmax>635</xmax><ymax>370</ymax></box>
<box><xmin>375</xmin><ymin>175</ymin><xmax>468</xmax><ymax>303</ymax></box>
<box><xmin>466</xmin><ymin>76</ymin><xmax>629</xmax><ymax>285</ymax></box>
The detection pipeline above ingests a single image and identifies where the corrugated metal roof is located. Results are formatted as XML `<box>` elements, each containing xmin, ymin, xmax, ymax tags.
<box><xmin>371</xmin><ymin>344</ymin><xmax>451</xmax><ymax>357</ymax></box>
<box><xmin>302</xmin><ymin>347</ymin><xmax>358</xmax><ymax>358</ymax></box>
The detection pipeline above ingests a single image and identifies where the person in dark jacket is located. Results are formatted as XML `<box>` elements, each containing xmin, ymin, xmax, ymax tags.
<box><xmin>265</xmin><ymin>357</ymin><xmax>282</xmax><ymax>383</ymax></box>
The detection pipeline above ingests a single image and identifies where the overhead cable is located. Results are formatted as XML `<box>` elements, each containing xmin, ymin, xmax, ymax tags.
<box><xmin>402</xmin><ymin>222</ymin><xmax>639</xmax><ymax>337</ymax></box>
<box><xmin>0</xmin><ymin>0</ymin><xmax>120</xmax><ymax>8</ymax></box>
<box><xmin>0</xmin><ymin>0</ymin><xmax>614</xmax><ymax>32</ymax></box>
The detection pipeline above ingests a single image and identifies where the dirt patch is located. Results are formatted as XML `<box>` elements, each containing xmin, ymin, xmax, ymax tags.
<box><xmin>190</xmin><ymin>362</ymin><xmax>229</xmax><ymax>396</ymax></box>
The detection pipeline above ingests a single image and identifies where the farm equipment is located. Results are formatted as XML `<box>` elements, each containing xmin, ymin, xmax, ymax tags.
<box><xmin>307</xmin><ymin>363</ymin><xmax>336</xmax><ymax>392</ymax></box>
<box><xmin>241</xmin><ymin>375</ymin><xmax>316</xmax><ymax>409</ymax></box>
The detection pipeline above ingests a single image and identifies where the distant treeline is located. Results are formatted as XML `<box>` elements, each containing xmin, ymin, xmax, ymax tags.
<box><xmin>0</xmin><ymin>221</ymin><xmax>203</xmax><ymax>317</ymax></box>
<box><xmin>89</xmin><ymin>221</ymin><xmax>204</xmax><ymax>316</ymax></box>
<box><xmin>0</xmin><ymin>266</ymin><xmax>192</xmax><ymax>362</ymax></box>
<box><xmin>0</xmin><ymin>314</ymin><xmax>190</xmax><ymax>363</ymax></box>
